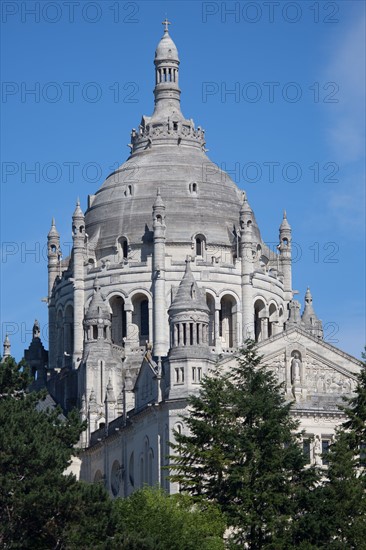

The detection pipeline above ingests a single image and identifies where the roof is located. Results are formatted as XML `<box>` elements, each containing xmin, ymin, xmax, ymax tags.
<box><xmin>169</xmin><ymin>260</ymin><xmax>209</xmax><ymax>313</ymax></box>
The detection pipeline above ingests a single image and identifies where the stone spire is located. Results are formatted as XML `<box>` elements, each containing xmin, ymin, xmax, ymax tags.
<box><xmin>72</xmin><ymin>198</ymin><xmax>84</xmax><ymax>220</ymax></box>
<box><xmin>301</xmin><ymin>287</ymin><xmax>323</xmax><ymax>339</ymax></box>
<box><xmin>105</xmin><ymin>378</ymin><xmax>116</xmax><ymax>404</ymax></box>
<box><xmin>48</xmin><ymin>217</ymin><xmax>59</xmax><ymax>238</ymax></box>
<box><xmin>2</xmin><ymin>334</ymin><xmax>11</xmax><ymax>362</ymax></box>
<box><xmin>104</xmin><ymin>378</ymin><xmax>117</xmax><ymax>433</ymax></box>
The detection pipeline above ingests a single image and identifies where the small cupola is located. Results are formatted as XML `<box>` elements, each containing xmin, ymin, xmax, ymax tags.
<box><xmin>84</xmin><ymin>278</ymin><xmax>111</xmax><ymax>342</ymax></box>
<box><xmin>168</xmin><ymin>258</ymin><xmax>209</xmax><ymax>352</ymax></box>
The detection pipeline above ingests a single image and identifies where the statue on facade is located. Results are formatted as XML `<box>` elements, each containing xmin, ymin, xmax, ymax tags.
<box><xmin>291</xmin><ymin>352</ymin><xmax>301</xmax><ymax>385</ymax></box>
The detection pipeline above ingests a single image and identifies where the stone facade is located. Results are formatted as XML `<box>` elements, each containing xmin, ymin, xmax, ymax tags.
<box><xmin>19</xmin><ymin>23</ymin><xmax>362</xmax><ymax>496</ymax></box>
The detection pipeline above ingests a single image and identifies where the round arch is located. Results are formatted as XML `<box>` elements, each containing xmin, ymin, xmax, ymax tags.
<box><xmin>254</xmin><ymin>297</ymin><xmax>267</xmax><ymax>342</ymax></box>
<box><xmin>129</xmin><ymin>291</ymin><xmax>151</xmax><ymax>346</ymax></box>
<box><xmin>219</xmin><ymin>293</ymin><xmax>239</xmax><ymax>349</ymax></box>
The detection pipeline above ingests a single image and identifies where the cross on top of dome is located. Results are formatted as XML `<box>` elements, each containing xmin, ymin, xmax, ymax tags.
<box><xmin>162</xmin><ymin>18</ymin><xmax>171</xmax><ymax>32</ymax></box>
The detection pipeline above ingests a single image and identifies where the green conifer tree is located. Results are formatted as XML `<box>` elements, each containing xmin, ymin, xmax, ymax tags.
<box><xmin>294</xmin><ymin>352</ymin><xmax>366</xmax><ymax>549</ymax></box>
<box><xmin>0</xmin><ymin>357</ymin><xmax>114</xmax><ymax>549</ymax></box>
<box><xmin>170</xmin><ymin>340</ymin><xmax>318</xmax><ymax>548</ymax></box>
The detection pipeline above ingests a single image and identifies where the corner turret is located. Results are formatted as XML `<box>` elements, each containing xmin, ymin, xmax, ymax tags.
<box><xmin>72</xmin><ymin>199</ymin><xmax>85</xmax><ymax>367</ymax></box>
<box><xmin>47</xmin><ymin>218</ymin><xmax>61</xmax><ymax>298</ymax></box>
<box><xmin>240</xmin><ymin>193</ymin><xmax>255</xmax><ymax>340</ymax></box>
<box><xmin>278</xmin><ymin>210</ymin><xmax>292</xmax><ymax>303</ymax></box>
<box><xmin>2</xmin><ymin>334</ymin><xmax>11</xmax><ymax>362</ymax></box>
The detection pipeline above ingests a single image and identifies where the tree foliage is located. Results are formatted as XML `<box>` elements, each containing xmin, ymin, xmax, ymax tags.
<box><xmin>170</xmin><ymin>340</ymin><xmax>318</xmax><ymax>548</ymax></box>
<box><xmin>112</xmin><ymin>486</ymin><xmax>225</xmax><ymax>550</ymax></box>
<box><xmin>294</xmin><ymin>352</ymin><xmax>366</xmax><ymax>549</ymax></box>
<box><xmin>0</xmin><ymin>357</ymin><xmax>113</xmax><ymax>549</ymax></box>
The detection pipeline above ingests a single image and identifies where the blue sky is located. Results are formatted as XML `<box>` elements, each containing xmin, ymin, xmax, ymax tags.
<box><xmin>1</xmin><ymin>0</ymin><xmax>365</xmax><ymax>360</ymax></box>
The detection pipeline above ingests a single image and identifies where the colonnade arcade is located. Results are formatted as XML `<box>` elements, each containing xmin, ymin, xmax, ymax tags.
<box><xmin>254</xmin><ymin>298</ymin><xmax>284</xmax><ymax>342</ymax></box>
<box><xmin>108</xmin><ymin>292</ymin><xmax>151</xmax><ymax>348</ymax></box>
<box><xmin>55</xmin><ymin>292</ymin><xmax>285</xmax><ymax>364</ymax></box>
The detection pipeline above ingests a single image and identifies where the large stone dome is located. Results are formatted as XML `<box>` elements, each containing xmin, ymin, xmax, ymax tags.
<box><xmin>85</xmin><ymin>27</ymin><xmax>260</xmax><ymax>254</ymax></box>
<box><xmin>85</xmin><ymin>145</ymin><xmax>261</xmax><ymax>251</ymax></box>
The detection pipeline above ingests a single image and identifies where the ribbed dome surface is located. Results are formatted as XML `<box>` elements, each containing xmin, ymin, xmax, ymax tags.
<box><xmin>85</xmin><ymin>145</ymin><xmax>260</xmax><ymax>250</ymax></box>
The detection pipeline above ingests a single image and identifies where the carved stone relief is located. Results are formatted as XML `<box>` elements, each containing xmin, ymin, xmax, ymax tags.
<box><xmin>303</xmin><ymin>358</ymin><xmax>355</xmax><ymax>395</ymax></box>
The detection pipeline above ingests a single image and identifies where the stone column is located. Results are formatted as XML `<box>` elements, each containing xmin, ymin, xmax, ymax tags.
<box><xmin>240</xmin><ymin>197</ymin><xmax>254</xmax><ymax>341</ymax></box>
<box><xmin>214</xmin><ymin>306</ymin><xmax>221</xmax><ymax>349</ymax></box>
<box><xmin>72</xmin><ymin>201</ymin><xmax>85</xmax><ymax>368</ymax></box>
<box><xmin>261</xmin><ymin>318</ymin><xmax>268</xmax><ymax>340</ymax></box>
<box><xmin>152</xmin><ymin>189</ymin><xmax>168</xmax><ymax>356</ymax></box>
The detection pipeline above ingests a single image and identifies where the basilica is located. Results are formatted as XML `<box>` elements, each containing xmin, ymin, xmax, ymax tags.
<box><xmin>15</xmin><ymin>23</ymin><xmax>362</xmax><ymax>497</ymax></box>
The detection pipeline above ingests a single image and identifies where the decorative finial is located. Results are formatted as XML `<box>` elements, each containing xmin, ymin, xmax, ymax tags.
<box><xmin>76</xmin><ymin>197</ymin><xmax>80</xmax><ymax>207</ymax></box>
<box><xmin>157</xmin><ymin>187</ymin><xmax>161</xmax><ymax>196</ymax></box>
<box><xmin>93</xmin><ymin>275</ymin><xmax>101</xmax><ymax>292</ymax></box>
<box><xmin>305</xmin><ymin>287</ymin><xmax>312</xmax><ymax>302</ymax></box>
<box><xmin>283</xmin><ymin>210</ymin><xmax>287</xmax><ymax>219</ymax></box>
<box><xmin>162</xmin><ymin>18</ymin><xmax>171</xmax><ymax>32</ymax></box>
<box><xmin>33</xmin><ymin>320</ymin><xmax>41</xmax><ymax>339</ymax></box>
<box><xmin>51</xmin><ymin>217</ymin><xmax>55</xmax><ymax>226</ymax></box>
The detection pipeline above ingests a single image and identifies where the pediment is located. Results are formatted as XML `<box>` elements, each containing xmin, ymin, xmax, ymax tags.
<box><xmin>257</xmin><ymin>328</ymin><xmax>361</xmax><ymax>402</ymax></box>
<box><xmin>218</xmin><ymin>329</ymin><xmax>361</xmax><ymax>406</ymax></box>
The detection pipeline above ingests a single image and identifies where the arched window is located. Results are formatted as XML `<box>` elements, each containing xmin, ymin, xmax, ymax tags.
<box><xmin>129</xmin><ymin>452</ymin><xmax>134</xmax><ymax>487</ymax></box>
<box><xmin>56</xmin><ymin>309</ymin><xmax>64</xmax><ymax>368</ymax></box>
<box><xmin>196</xmin><ymin>237</ymin><xmax>202</xmax><ymax>256</ymax></box>
<box><xmin>148</xmin><ymin>450</ymin><xmax>153</xmax><ymax>485</ymax></box>
<box><xmin>140</xmin><ymin>456</ymin><xmax>144</xmax><ymax>488</ymax></box>
<box><xmin>192</xmin><ymin>233</ymin><xmax>206</xmax><ymax>258</ymax></box>
<box><xmin>206</xmin><ymin>294</ymin><xmax>215</xmax><ymax>346</ymax></box>
<box><xmin>94</xmin><ymin>470</ymin><xmax>103</xmax><ymax>484</ymax></box>
<box><xmin>189</xmin><ymin>182</ymin><xmax>198</xmax><ymax>195</ymax></box>
<box><xmin>140</xmin><ymin>300</ymin><xmax>149</xmax><ymax>339</ymax></box>
<box><xmin>254</xmin><ymin>299</ymin><xmax>266</xmax><ymax>342</ymax></box>
<box><xmin>110</xmin><ymin>296</ymin><xmax>126</xmax><ymax>346</ymax></box>
<box><xmin>117</xmin><ymin>236</ymin><xmax>128</xmax><ymax>262</ymax></box>
<box><xmin>268</xmin><ymin>303</ymin><xmax>278</xmax><ymax>338</ymax></box>
<box><xmin>111</xmin><ymin>460</ymin><xmax>122</xmax><ymax>497</ymax></box>
<box><xmin>132</xmin><ymin>293</ymin><xmax>150</xmax><ymax>346</ymax></box>
<box><xmin>220</xmin><ymin>295</ymin><xmax>237</xmax><ymax>348</ymax></box>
